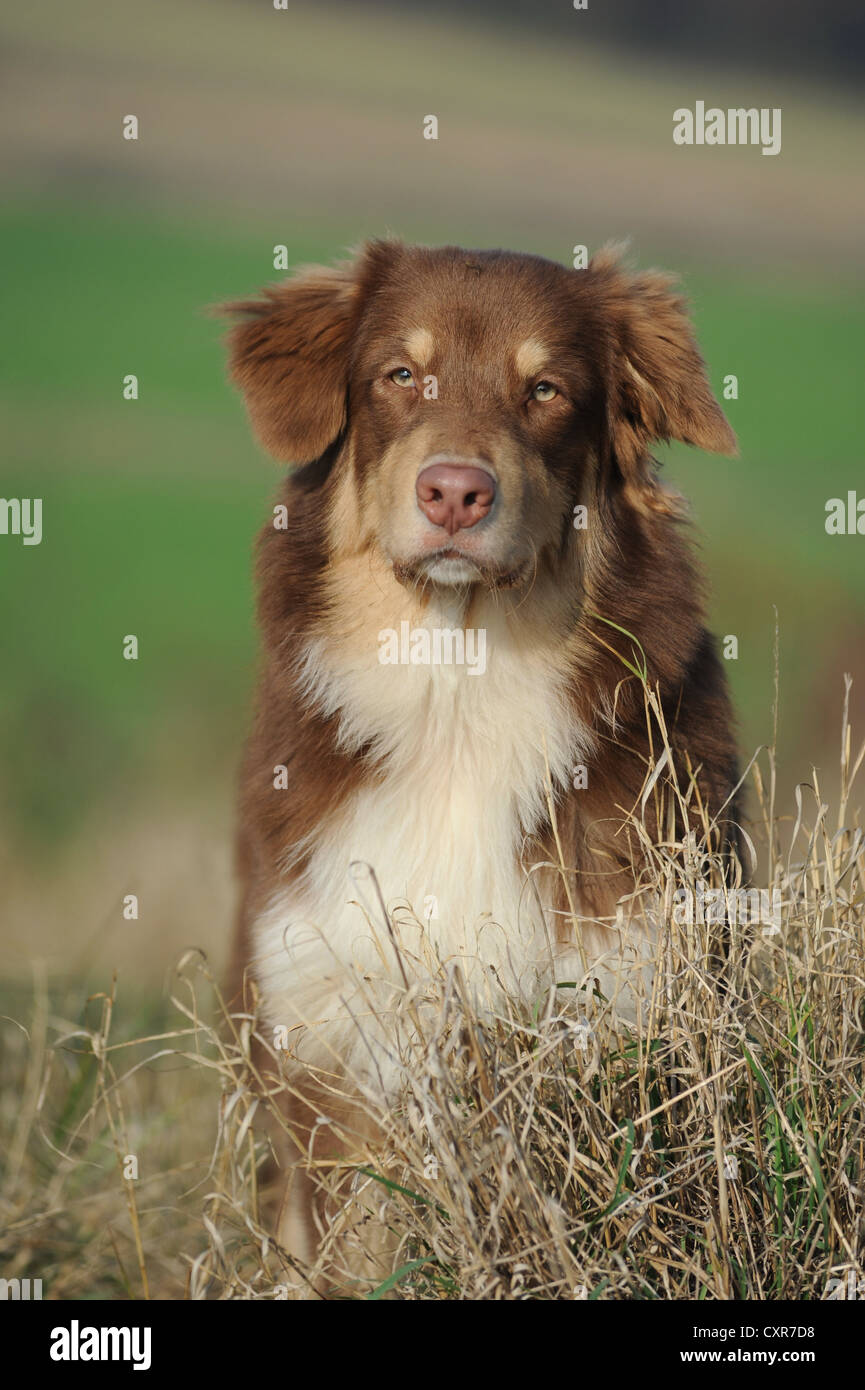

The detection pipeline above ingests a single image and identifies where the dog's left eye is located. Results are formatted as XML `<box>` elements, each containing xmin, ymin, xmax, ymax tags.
<box><xmin>390</xmin><ymin>368</ymin><xmax>415</xmax><ymax>387</ymax></box>
<box><xmin>531</xmin><ymin>381</ymin><xmax>558</xmax><ymax>402</ymax></box>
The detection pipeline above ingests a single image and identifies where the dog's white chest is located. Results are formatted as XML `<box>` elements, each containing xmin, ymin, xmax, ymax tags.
<box><xmin>252</xmin><ymin>599</ymin><xmax>594</xmax><ymax>1085</ymax></box>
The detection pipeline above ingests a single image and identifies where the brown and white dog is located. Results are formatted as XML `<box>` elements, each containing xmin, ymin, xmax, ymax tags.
<box><xmin>223</xmin><ymin>240</ymin><xmax>741</xmax><ymax>1263</ymax></box>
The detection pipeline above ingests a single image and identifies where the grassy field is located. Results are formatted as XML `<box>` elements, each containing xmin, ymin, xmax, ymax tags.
<box><xmin>1</xmin><ymin>0</ymin><xmax>863</xmax><ymax>1304</ymax></box>
<box><xmin>2</xmin><ymin>710</ymin><xmax>862</xmax><ymax>1301</ymax></box>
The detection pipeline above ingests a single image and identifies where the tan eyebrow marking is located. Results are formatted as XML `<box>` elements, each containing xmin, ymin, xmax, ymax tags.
<box><xmin>514</xmin><ymin>338</ymin><xmax>549</xmax><ymax>378</ymax></box>
<box><xmin>405</xmin><ymin>327</ymin><xmax>435</xmax><ymax>368</ymax></box>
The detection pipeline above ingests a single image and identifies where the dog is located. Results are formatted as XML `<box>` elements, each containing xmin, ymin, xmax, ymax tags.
<box><xmin>222</xmin><ymin>240</ymin><xmax>741</xmax><ymax>1269</ymax></box>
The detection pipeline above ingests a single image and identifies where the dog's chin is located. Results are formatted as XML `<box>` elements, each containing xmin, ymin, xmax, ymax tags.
<box><xmin>391</xmin><ymin>548</ymin><xmax>530</xmax><ymax>592</ymax></box>
<box><xmin>423</xmin><ymin>555</ymin><xmax>482</xmax><ymax>586</ymax></box>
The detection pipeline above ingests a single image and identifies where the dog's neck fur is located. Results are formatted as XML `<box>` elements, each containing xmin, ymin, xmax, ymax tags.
<box><xmin>251</xmin><ymin>553</ymin><xmax>612</xmax><ymax>1092</ymax></box>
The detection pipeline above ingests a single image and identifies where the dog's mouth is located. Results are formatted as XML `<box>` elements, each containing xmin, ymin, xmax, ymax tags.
<box><xmin>392</xmin><ymin>546</ymin><xmax>531</xmax><ymax>591</ymax></box>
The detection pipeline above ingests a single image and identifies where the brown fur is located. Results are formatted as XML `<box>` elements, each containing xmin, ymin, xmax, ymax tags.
<box><xmin>221</xmin><ymin>240</ymin><xmax>742</xmax><ymax>1278</ymax></box>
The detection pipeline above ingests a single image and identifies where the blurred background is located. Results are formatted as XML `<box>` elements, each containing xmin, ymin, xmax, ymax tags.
<box><xmin>1</xmin><ymin>0</ymin><xmax>863</xmax><ymax>989</ymax></box>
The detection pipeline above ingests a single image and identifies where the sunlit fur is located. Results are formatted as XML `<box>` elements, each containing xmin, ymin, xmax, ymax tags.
<box><xmin>222</xmin><ymin>239</ymin><xmax>741</xmax><ymax>1265</ymax></box>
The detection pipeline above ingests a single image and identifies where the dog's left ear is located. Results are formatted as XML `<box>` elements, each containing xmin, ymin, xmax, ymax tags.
<box><xmin>589</xmin><ymin>247</ymin><xmax>737</xmax><ymax>514</ymax></box>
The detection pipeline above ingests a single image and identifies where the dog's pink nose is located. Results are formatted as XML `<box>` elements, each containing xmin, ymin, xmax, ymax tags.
<box><xmin>415</xmin><ymin>463</ymin><xmax>496</xmax><ymax>534</ymax></box>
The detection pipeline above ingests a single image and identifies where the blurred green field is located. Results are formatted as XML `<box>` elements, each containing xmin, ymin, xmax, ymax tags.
<box><xmin>1</xmin><ymin>200</ymin><xmax>862</xmax><ymax>856</ymax></box>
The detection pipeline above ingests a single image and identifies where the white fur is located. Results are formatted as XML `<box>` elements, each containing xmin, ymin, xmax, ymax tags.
<box><xmin>252</xmin><ymin>587</ymin><xmax>646</xmax><ymax>1098</ymax></box>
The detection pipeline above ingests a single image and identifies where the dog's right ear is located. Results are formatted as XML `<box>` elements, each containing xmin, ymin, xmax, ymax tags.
<box><xmin>221</xmin><ymin>243</ymin><xmax>394</xmax><ymax>464</ymax></box>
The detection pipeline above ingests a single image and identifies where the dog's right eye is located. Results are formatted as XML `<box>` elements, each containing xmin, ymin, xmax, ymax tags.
<box><xmin>390</xmin><ymin>368</ymin><xmax>415</xmax><ymax>387</ymax></box>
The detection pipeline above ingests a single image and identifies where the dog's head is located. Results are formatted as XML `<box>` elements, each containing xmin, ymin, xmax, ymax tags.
<box><xmin>225</xmin><ymin>240</ymin><xmax>735</xmax><ymax>590</ymax></box>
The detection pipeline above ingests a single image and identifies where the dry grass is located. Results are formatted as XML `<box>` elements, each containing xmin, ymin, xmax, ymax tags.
<box><xmin>2</xmin><ymin>677</ymin><xmax>864</xmax><ymax>1300</ymax></box>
